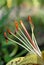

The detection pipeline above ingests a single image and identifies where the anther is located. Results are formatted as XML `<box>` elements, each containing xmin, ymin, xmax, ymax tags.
<box><xmin>7</xmin><ymin>28</ymin><xmax>11</xmax><ymax>34</ymax></box>
<box><xmin>4</xmin><ymin>32</ymin><xmax>8</xmax><ymax>43</ymax></box>
<box><xmin>14</xmin><ymin>21</ymin><xmax>18</xmax><ymax>30</ymax></box>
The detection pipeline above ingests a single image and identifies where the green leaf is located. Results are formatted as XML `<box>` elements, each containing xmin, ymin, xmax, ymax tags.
<box><xmin>0</xmin><ymin>0</ymin><xmax>6</xmax><ymax>7</ymax></box>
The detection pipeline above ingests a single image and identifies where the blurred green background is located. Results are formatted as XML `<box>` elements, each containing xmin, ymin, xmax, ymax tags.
<box><xmin>0</xmin><ymin>0</ymin><xmax>44</xmax><ymax>65</ymax></box>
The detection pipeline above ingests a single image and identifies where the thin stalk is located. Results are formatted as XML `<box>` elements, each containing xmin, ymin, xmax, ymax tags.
<box><xmin>10</xmin><ymin>32</ymin><xmax>35</xmax><ymax>53</ymax></box>
<box><xmin>19</xmin><ymin>28</ymin><xmax>36</xmax><ymax>50</ymax></box>
<box><xmin>7</xmin><ymin>37</ymin><xmax>32</xmax><ymax>53</ymax></box>
<box><xmin>20</xmin><ymin>20</ymin><xmax>37</xmax><ymax>50</ymax></box>
<box><xmin>32</xmin><ymin>28</ymin><xmax>41</xmax><ymax>55</ymax></box>
<box><xmin>16</xmin><ymin>30</ymin><xmax>33</xmax><ymax>49</ymax></box>
<box><xmin>28</xmin><ymin>16</ymin><xmax>41</xmax><ymax>56</ymax></box>
<box><xmin>18</xmin><ymin>28</ymin><xmax>41</xmax><ymax>57</ymax></box>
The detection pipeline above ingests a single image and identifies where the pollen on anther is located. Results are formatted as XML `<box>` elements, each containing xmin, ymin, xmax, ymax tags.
<box><xmin>28</xmin><ymin>16</ymin><xmax>32</xmax><ymax>24</ymax></box>
<box><xmin>4</xmin><ymin>32</ymin><xmax>8</xmax><ymax>43</ymax></box>
<box><xmin>28</xmin><ymin>16</ymin><xmax>34</xmax><ymax>29</ymax></box>
<box><xmin>7</xmin><ymin>28</ymin><xmax>11</xmax><ymax>34</ymax></box>
<box><xmin>15</xmin><ymin>21</ymin><xmax>18</xmax><ymax>30</ymax></box>
<box><xmin>4</xmin><ymin>32</ymin><xmax>7</xmax><ymax>38</ymax></box>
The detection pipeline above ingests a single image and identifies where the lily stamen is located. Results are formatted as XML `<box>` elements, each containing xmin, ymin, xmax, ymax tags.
<box><xmin>7</xmin><ymin>29</ymin><xmax>35</xmax><ymax>54</ymax></box>
<box><xmin>20</xmin><ymin>20</ymin><xmax>37</xmax><ymax>49</ymax></box>
<box><xmin>4</xmin><ymin>16</ymin><xmax>42</xmax><ymax>57</ymax></box>
<box><xmin>28</xmin><ymin>16</ymin><xmax>41</xmax><ymax>55</ymax></box>
<box><xmin>4</xmin><ymin>32</ymin><xmax>31</xmax><ymax>53</ymax></box>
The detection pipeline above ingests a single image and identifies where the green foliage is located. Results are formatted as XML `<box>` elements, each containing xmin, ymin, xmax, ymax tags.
<box><xmin>0</xmin><ymin>0</ymin><xmax>6</xmax><ymax>7</ymax></box>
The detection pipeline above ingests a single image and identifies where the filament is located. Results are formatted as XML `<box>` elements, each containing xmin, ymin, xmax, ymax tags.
<box><xmin>20</xmin><ymin>20</ymin><xmax>37</xmax><ymax>49</ymax></box>
<box><xmin>7</xmin><ymin>37</ymin><xmax>31</xmax><ymax>53</ymax></box>
<box><xmin>32</xmin><ymin>28</ymin><xmax>41</xmax><ymax>55</ymax></box>
<box><xmin>4</xmin><ymin>16</ymin><xmax>42</xmax><ymax>57</ymax></box>
<box><xmin>9</xmin><ymin>31</ymin><xmax>35</xmax><ymax>53</ymax></box>
<box><xmin>28</xmin><ymin>16</ymin><xmax>41</xmax><ymax>55</ymax></box>
<box><xmin>18</xmin><ymin>28</ymin><xmax>41</xmax><ymax>57</ymax></box>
